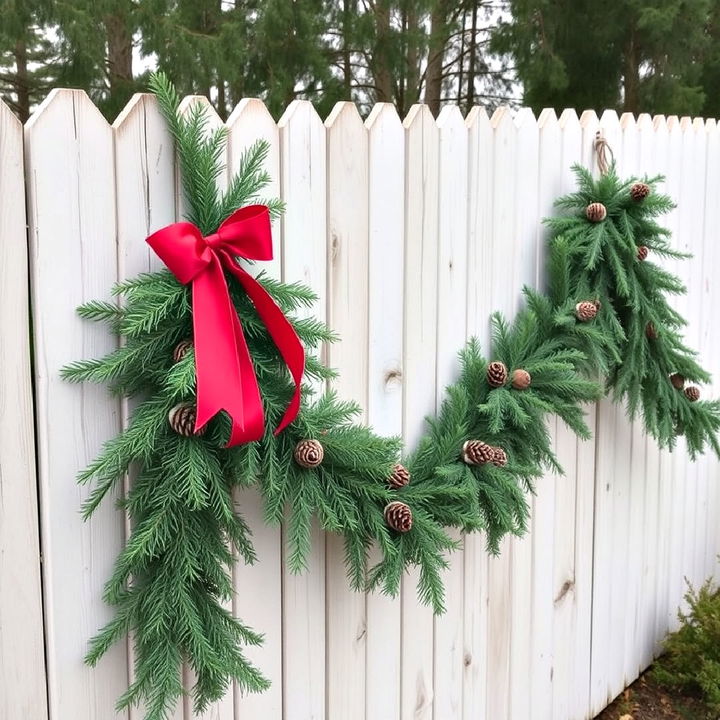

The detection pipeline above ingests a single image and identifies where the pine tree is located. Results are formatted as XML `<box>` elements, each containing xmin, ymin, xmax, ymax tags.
<box><xmin>545</xmin><ymin>165</ymin><xmax>720</xmax><ymax>457</ymax></box>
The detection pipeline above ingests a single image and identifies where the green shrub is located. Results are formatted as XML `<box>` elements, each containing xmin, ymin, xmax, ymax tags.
<box><xmin>652</xmin><ymin>577</ymin><xmax>720</xmax><ymax>712</ymax></box>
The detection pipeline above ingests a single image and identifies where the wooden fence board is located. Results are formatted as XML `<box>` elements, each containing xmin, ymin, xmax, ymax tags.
<box><xmin>26</xmin><ymin>88</ymin><xmax>127</xmax><ymax>720</ymax></box>
<box><xmin>0</xmin><ymin>98</ymin><xmax>48</xmax><ymax>720</ymax></box>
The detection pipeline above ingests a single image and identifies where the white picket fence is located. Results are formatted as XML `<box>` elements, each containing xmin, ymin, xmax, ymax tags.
<box><xmin>1</xmin><ymin>90</ymin><xmax>719</xmax><ymax>720</ymax></box>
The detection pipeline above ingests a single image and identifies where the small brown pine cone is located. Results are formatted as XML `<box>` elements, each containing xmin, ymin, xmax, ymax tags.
<box><xmin>630</xmin><ymin>182</ymin><xmax>651</xmax><ymax>202</ymax></box>
<box><xmin>511</xmin><ymin>368</ymin><xmax>532</xmax><ymax>390</ymax></box>
<box><xmin>637</xmin><ymin>246</ymin><xmax>649</xmax><ymax>261</ymax></box>
<box><xmin>575</xmin><ymin>301</ymin><xmax>598</xmax><ymax>322</ymax></box>
<box><xmin>462</xmin><ymin>440</ymin><xmax>496</xmax><ymax>466</ymax></box>
<box><xmin>670</xmin><ymin>373</ymin><xmax>685</xmax><ymax>390</ymax></box>
<box><xmin>169</xmin><ymin>402</ymin><xmax>205</xmax><ymax>437</ymax></box>
<box><xmin>384</xmin><ymin>501</ymin><xmax>413</xmax><ymax>533</ymax></box>
<box><xmin>646</xmin><ymin>322</ymin><xmax>658</xmax><ymax>340</ymax></box>
<box><xmin>388</xmin><ymin>463</ymin><xmax>410</xmax><ymax>489</ymax></box>
<box><xmin>492</xmin><ymin>447</ymin><xmax>508</xmax><ymax>467</ymax></box>
<box><xmin>487</xmin><ymin>361</ymin><xmax>508</xmax><ymax>388</ymax></box>
<box><xmin>293</xmin><ymin>439</ymin><xmax>324</xmax><ymax>468</ymax></box>
<box><xmin>585</xmin><ymin>202</ymin><xmax>607</xmax><ymax>222</ymax></box>
<box><xmin>684</xmin><ymin>386</ymin><xmax>701</xmax><ymax>402</ymax></box>
<box><xmin>172</xmin><ymin>339</ymin><xmax>194</xmax><ymax>363</ymax></box>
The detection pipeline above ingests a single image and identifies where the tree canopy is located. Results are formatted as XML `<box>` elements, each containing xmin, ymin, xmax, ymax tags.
<box><xmin>2</xmin><ymin>0</ymin><xmax>719</xmax><ymax>121</ymax></box>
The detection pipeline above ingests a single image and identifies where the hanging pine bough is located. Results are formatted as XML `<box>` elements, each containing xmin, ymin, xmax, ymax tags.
<box><xmin>63</xmin><ymin>73</ymin><xmax>583</xmax><ymax>717</ymax></box>
<box><xmin>545</xmin><ymin>165</ymin><xmax>720</xmax><ymax>457</ymax></box>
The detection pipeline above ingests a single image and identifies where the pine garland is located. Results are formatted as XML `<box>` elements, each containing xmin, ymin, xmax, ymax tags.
<box><xmin>64</xmin><ymin>74</ymin><xmax>718</xmax><ymax>717</ymax></box>
<box><xmin>546</xmin><ymin>165</ymin><xmax>720</xmax><ymax>457</ymax></box>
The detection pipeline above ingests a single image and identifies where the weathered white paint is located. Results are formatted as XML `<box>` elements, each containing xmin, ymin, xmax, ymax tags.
<box><xmin>0</xmin><ymin>97</ymin><xmax>48</xmax><ymax>720</ymax></box>
<box><xmin>3</xmin><ymin>93</ymin><xmax>720</xmax><ymax>720</ymax></box>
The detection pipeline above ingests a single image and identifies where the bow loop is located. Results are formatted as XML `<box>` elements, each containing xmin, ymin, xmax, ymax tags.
<box><xmin>216</xmin><ymin>205</ymin><xmax>274</xmax><ymax>261</ymax></box>
<box><xmin>146</xmin><ymin>205</ymin><xmax>304</xmax><ymax>447</ymax></box>
<box><xmin>147</xmin><ymin>222</ymin><xmax>212</xmax><ymax>285</ymax></box>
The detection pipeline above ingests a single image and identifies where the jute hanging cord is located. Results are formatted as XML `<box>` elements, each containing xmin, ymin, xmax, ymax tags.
<box><xmin>594</xmin><ymin>130</ymin><xmax>614</xmax><ymax>175</ymax></box>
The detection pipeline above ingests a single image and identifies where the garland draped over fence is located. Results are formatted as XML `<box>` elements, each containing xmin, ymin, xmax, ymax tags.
<box><xmin>63</xmin><ymin>73</ymin><xmax>720</xmax><ymax>719</ymax></box>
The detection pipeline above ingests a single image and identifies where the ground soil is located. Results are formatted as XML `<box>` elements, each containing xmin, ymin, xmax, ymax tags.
<box><xmin>595</xmin><ymin>670</ymin><xmax>714</xmax><ymax>720</ymax></box>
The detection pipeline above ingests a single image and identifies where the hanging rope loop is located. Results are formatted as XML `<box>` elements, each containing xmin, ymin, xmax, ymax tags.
<box><xmin>594</xmin><ymin>131</ymin><xmax>614</xmax><ymax>175</ymax></box>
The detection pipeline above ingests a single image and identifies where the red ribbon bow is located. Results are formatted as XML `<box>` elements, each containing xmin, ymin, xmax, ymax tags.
<box><xmin>147</xmin><ymin>205</ymin><xmax>304</xmax><ymax>446</ymax></box>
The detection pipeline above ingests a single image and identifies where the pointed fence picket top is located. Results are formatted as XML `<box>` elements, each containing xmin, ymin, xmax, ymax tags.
<box><xmin>0</xmin><ymin>99</ymin><xmax>48</xmax><ymax>720</ymax></box>
<box><xmin>226</xmin><ymin>98</ymin><xmax>282</xmax><ymax>281</ymax></box>
<box><xmin>433</xmin><ymin>103</ymin><xmax>468</xmax><ymax>720</ymax></box>
<box><xmin>172</xmin><ymin>93</ymin><xmax>235</xmax><ymax>720</ymax></box>
<box><xmin>25</xmin><ymin>88</ymin><xmax>127</xmax><ymax>720</ymax></box>
<box><xmin>400</xmin><ymin>102</ymin><xmax>438</xmax><ymax>720</ymax></box>
<box><xmin>112</xmin><ymin>91</ymin><xmax>183</xmax><ymax>720</ymax></box>
<box><xmin>364</xmin><ymin>101</ymin><xmax>404</xmax><ymax>720</ymax></box>
<box><xmin>465</xmin><ymin>105</ymin><xmax>494</xmax><ymax>349</ymax></box>
<box><xmin>485</xmin><ymin>104</ymin><xmax>518</xmax><ymax>720</ymax></box>
<box><xmin>276</xmin><ymin>98</ymin><xmax>327</xmax><ymax>720</ymax></box>
<box><xmin>324</xmin><ymin>100</ymin><xmax>370</xmax><ymax>720</ymax></box>
<box><xmin>224</xmin><ymin>97</ymin><xmax>284</xmax><ymax>720</ymax></box>
<box><xmin>531</xmin><ymin>105</ymin><xmax>561</xmax><ymax>720</ymax></box>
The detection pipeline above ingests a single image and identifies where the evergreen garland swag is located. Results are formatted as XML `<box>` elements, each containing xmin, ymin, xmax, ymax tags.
<box><xmin>63</xmin><ymin>73</ymin><xmax>719</xmax><ymax>718</ymax></box>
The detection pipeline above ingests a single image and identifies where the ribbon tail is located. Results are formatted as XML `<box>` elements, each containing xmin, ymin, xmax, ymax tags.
<box><xmin>192</xmin><ymin>258</ymin><xmax>265</xmax><ymax>446</ymax></box>
<box><xmin>224</xmin><ymin>258</ymin><xmax>305</xmax><ymax>434</ymax></box>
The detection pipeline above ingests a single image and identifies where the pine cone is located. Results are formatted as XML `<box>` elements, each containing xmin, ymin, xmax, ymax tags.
<box><xmin>487</xmin><ymin>361</ymin><xmax>508</xmax><ymax>388</ymax></box>
<box><xmin>684</xmin><ymin>385</ymin><xmax>700</xmax><ymax>402</ymax></box>
<box><xmin>631</xmin><ymin>182</ymin><xmax>651</xmax><ymax>202</ymax></box>
<box><xmin>575</xmin><ymin>301</ymin><xmax>598</xmax><ymax>322</ymax></box>
<box><xmin>387</xmin><ymin>463</ymin><xmax>410</xmax><ymax>489</ymax></box>
<box><xmin>462</xmin><ymin>440</ymin><xmax>495</xmax><ymax>465</ymax></box>
<box><xmin>293</xmin><ymin>439</ymin><xmax>324</xmax><ymax>468</ymax></box>
<box><xmin>646</xmin><ymin>322</ymin><xmax>658</xmax><ymax>340</ymax></box>
<box><xmin>168</xmin><ymin>402</ymin><xmax>205</xmax><ymax>437</ymax></box>
<box><xmin>670</xmin><ymin>373</ymin><xmax>685</xmax><ymax>390</ymax></box>
<box><xmin>172</xmin><ymin>339</ymin><xmax>194</xmax><ymax>363</ymax></box>
<box><xmin>511</xmin><ymin>368</ymin><xmax>531</xmax><ymax>390</ymax></box>
<box><xmin>492</xmin><ymin>447</ymin><xmax>508</xmax><ymax>467</ymax></box>
<box><xmin>637</xmin><ymin>245</ymin><xmax>649</xmax><ymax>261</ymax></box>
<box><xmin>384</xmin><ymin>501</ymin><xmax>413</xmax><ymax>533</ymax></box>
<box><xmin>585</xmin><ymin>202</ymin><xmax>607</xmax><ymax>222</ymax></box>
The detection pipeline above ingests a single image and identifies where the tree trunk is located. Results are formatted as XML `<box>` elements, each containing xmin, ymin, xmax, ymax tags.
<box><xmin>342</xmin><ymin>0</ymin><xmax>354</xmax><ymax>98</ymax></box>
<box><xmin>13</xmin><ymin>39</ymin><xmax>30</xmax><ymax>123</ymax></box>
<box><xmin>373</xmin><ymin>0</ymin><xmax>393</xmax><ymax>102</ymax></box>
<box><xmin>405</xmin><ymin>6</ymin><xmax>420</xmax><ymax>107</ymax></box>
<box><xmin>465</xmin><ymin>0</ymin><xmax>478</xmax><ymax>114</ymax></box>
<box><xmin>105</xmin><ymin>11</ymin><xmax>133</xmax><ymax>101</ymax></box>
<box><xmin>426</xmin><ymin>0</ymin><xmax>448</xmax><ymax>116</ymax></box>
<box><xmin>623</xmin><ymin>28</ymin><xmax>641</xmax><ymax>114</ymax></box>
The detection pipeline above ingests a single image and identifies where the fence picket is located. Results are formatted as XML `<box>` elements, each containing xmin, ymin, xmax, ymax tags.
<box><xmin>113</xmin><ymin>92</ymin><xmax>184</xmax><ymax>720</ymax></box>
<box><xmin>225</xmin><ymin>98</ymin><xmax>284</xmax><ymax>720</ymax></box>
<box><xmin>463</xmin><ymin>105</ymin><xmax>494</xmax><ymax>720</ymax></box>
<box><xmin>0</xmin><ymin>99</ymin><xmax>48</xmax><ymax>720</ymax></box>
<box><xmin>433</xmin><ymin>104</ymin><xmax>469</xmax><ymax>720</ymax></box>
<box><xmin>26</xmin><ymin>88</ymin><xmax>127</xmax><ymax>720</ymax></box>
<box><xmin>325</xmin><ymin>101</ymin><xmax>370</xmax><ymax>720</ymax></box>
<box><xmin>401</xmin><ymin>104</ymin><xmax>439</xmax><ymax>720</ymax></box>
<box><xmin>277</xmin><ymin>100</ymin><xmax>327</xmax><ymax>720</ymax></box>
<box><xmin>365</xmin><ymin>102</ymin><xmax>405</xmax><ymax>719</ymax></box>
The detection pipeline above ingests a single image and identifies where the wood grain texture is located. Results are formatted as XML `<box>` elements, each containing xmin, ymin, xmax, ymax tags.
<box><xmin>278</xmin><ymin>100</ymin><xmax>327</xmax><ymax>720</ymax></box>
<box><xmin>226</xmin><ymin>97</ymin><xmax>284</xmax><ymax>720</ymax></box>
<box><xmin>0</xmin><ymin>98</ymin><xmax>48</xmax><ymax>720</ymax></box>
<box><xmin>365</xmin><ymin>102</ymin><xmax>405</xmax><ymax>720</ymax></box>
<box><xmin>325</xmin><ymin>101</ymin><xmax>370</xmax><ymax>720</ymax></box>
<box><xmin>26</xmin><ymin>88</ymin><xmax>127</xmax><ymax>720</ymax></box>
<box><xmin>11</xmin><ymin>95</ymin><xmax>720</xmax><ymax>720</ymax></box>
<box><xmin>112</xmin><ymin>92</ymin><xmax>184</xmax><ymax>720</ymax></box>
